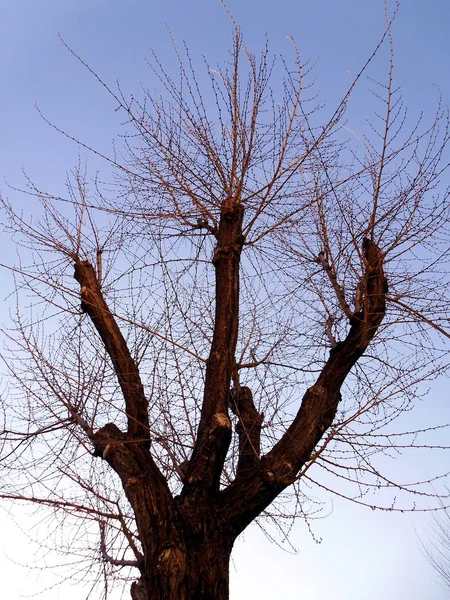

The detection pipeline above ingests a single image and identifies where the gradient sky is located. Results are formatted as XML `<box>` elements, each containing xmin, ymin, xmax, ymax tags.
<box><xmin>1</xmin><ymin>1</ymin><xmax>450</xmax><ymax>598</ymax></box>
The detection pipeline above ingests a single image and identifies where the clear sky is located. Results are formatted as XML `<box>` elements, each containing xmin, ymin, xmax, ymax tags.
<box><xmin>1</xmin><ymin>1</ymin><xmax>450</xmax><ymax>599</ymax></box>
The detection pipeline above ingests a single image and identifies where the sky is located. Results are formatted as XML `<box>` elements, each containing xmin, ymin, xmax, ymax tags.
<box><xmin>1</xmin><ymin>0</ymin><xmax>450</xmax><ymax>598</ymax></box>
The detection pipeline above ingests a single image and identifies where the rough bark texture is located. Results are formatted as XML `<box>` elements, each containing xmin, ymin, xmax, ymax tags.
<box><xmin>229</xmin><ymin>386</ymin><xmax>264</xmax><ymax>476</ymax></box>
<box><xmin>73</xmin><ymin>225</ymin><xmax>387</xmax><ymax>599</ymax></box>
<box><xmin>74</xmin><ymin>261</ymin><xmax>150</xmax><ymax>445</ymax></box>
<box><xmin>182</xmin><ymin>202</ymin><xmax>245</xmax><ymax>497</ymax></box>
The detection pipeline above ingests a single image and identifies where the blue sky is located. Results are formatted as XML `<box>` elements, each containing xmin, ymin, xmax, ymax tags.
<box><xmin>1</xmin><ymin>1</ymin><xmax>450</xmax><ymax>598</ymax></box>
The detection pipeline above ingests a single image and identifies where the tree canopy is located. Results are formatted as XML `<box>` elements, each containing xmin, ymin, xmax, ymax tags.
<box><xmin>1</xmin><ymin>10</ymin><xmax>450</xmax><ymax>599</ymax></box>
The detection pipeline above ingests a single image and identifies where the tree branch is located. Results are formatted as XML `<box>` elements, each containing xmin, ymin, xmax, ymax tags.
<box><xmin>73</xmin><ymin>259</ymin><xmax>150</xmax><ymax>444</ymax></box>
<box><xmin>229</xmin><ymin>386</ymin><xmax>263</xmax><ymax>477</ymax></box>
<box><xmin>99</xmin><ymin>522</ymin><xmax>142</xmax><ymax>569</ymax></box>
<box><xmin>317</xmin><ymin>251</ymin><xmax>354</xmax><ymax>319</ymax></box>
<box><xmin>91</xmin><ymin>423</ymin><xmax>175</xmax><ymax>560</ymax></box>
<box><xmin>182</xmin><ymin>203</ymin><xmax>244</xmax><ymax>496</ymax></box>
<box><xmin>220</xmin><ymin>239</ymin><xmax>387</xmax><ymax>535</ymax></box>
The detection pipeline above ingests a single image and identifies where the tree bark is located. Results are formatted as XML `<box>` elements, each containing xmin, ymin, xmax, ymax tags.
<box><xmin>183</xmin><ymin>202</ymin><xmax>245</xmax><ymax>496</ymax></box>
<box><xmin>73</xmin><ymin>255</ymin><xmax>238</xmax><ymax>600</ymax></box>
<box><xmin>73</xmin><ymin>237</ymin><xmax>386</xmax><ymax>600</ymax></box>
<box><xmin>131</xmin><ymin>534</ymin><xmax>233</xmax><ymax>600</ymax></box>
<box><xmin>218</xmin><ymin>239</ymin><xmax>388</xmax><ymax>535</ymax></box>
<box><xmin>93</xmin><ymin>423</ymin><xmax>235</xmax><ymax>599</ymax></box>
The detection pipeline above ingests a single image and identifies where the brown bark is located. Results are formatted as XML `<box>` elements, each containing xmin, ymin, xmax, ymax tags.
<box><xmin>183</xmin><ymin>202</ymin><xmax>245</xmax><ymax>496</ymax></box>
<box><xmin>74</xmin><ymin>253</ymin><xmax>239</xmax><ymax>599</ymax></box>
<box><xmin>130</xmin><ymin>534</ymin><xmax>232</xmax><ymax>600</ymax></box>
<box><xmin>93</xmin><ymin>425</ymin><xmax>234</xmax><ymax>599</ymax></box>
<box><xmin>92</xmin><ymin>425</ymin><xmax>235</xmax><ymax>599</ymax></box>
<box><xmin>229</xmin><ymin>386</ymin><xmax>264</xmax><ymax>476</ymax></box>
<box><xmin>73</xmin><ymin>237</ymin><xmax>386</xmax><ymax>599</ymax></box>
<box><xmin>74</xmin><ymin>260</ymin><xmax>150</xmax><ymax>444</ymax></box>
<box><xmin>218</xmin><ymin>239</ymin><xmax>387</xmax><ymax>535</ymax></box>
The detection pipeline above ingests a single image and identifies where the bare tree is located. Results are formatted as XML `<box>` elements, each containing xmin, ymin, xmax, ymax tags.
<box><xmin>422</xmin><ymin>499</ymin><xmax>450</xmax><ymax>591</ymax></box>
<box><xmin>1</xmin><ymin>12</ymin><xmax>450</xmax><ymax>599</ymax></box>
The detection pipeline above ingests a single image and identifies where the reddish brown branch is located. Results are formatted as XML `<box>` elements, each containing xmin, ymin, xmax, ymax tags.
<box><xmin>92</xmin><ymin>423</ymin><xmax>174</xmax><ymax>560</ymax></box>
<box><xmin>220</xmin><ymin>240</ymin><xmax>387</xmax><ymax>535</ymax></box>
<box><xmin>182</xmin><ymin>204</ymin><xmax>245</xmax><ymax>496</ymax></box>
<box><xmin>99</xmin><ymin>522</ymin><xmax>142</xmax><ymax>569</ymax></box>
<box><xmin>317</xmin><ymin>251</ymin><xmax>354</xmax><ymax>319</ymax></box>
<box><xmin>73</xmin><ymin>260</ymin><xmax>150</xmax><ymax>444</ymax></box>
<box><xmin>73</xmin><ymin>262</ymin><xmax>178</xmax><ymax>566</ymax></box>
<box><xmin>229</xmin><ymin>386</ymin><xmax>263</xmax><ymax>476</ymax></box>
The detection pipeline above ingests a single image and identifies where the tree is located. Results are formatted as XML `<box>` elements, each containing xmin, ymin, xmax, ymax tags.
<box><xmin>422</xmin><ymin>499</ymin><xmax>450</xmax><ymax>591</ymax></box>
<box><xmin>1</xmin><ymin>10</ymin><xmax>450</xmax><ymax>599</ymax></box>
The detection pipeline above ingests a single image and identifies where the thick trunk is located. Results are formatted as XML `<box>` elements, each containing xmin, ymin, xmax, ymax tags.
<box><xmin>73</xmin><ymin>230</ymin><xmax>387</xmax><ymax>600</ymax></box>
<box><xmin>131</xmin><ymin>535</ymin><xmax>233</xmax><ymax>600</ymax></box>
<box><xmin>92</xmin><ymin>425</ymin><xmax>235</xmax><ymax>600</ymax></box>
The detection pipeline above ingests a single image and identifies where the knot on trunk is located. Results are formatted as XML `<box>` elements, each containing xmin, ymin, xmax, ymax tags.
<box><xmin>157</xmin><ymin>545</ymin><xmax>187</xmax><ymax>584</ymax></box>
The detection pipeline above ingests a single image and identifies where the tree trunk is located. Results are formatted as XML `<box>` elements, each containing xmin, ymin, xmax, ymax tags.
<box><xmin>91</xmin><ymin>424</ymin><xmax>235</xmax><ymax>600</ymax></box>
<box><xmin>131</xmin><ymin>533</ymin><xmax>233</xmax><ymax>600</ymax></box>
